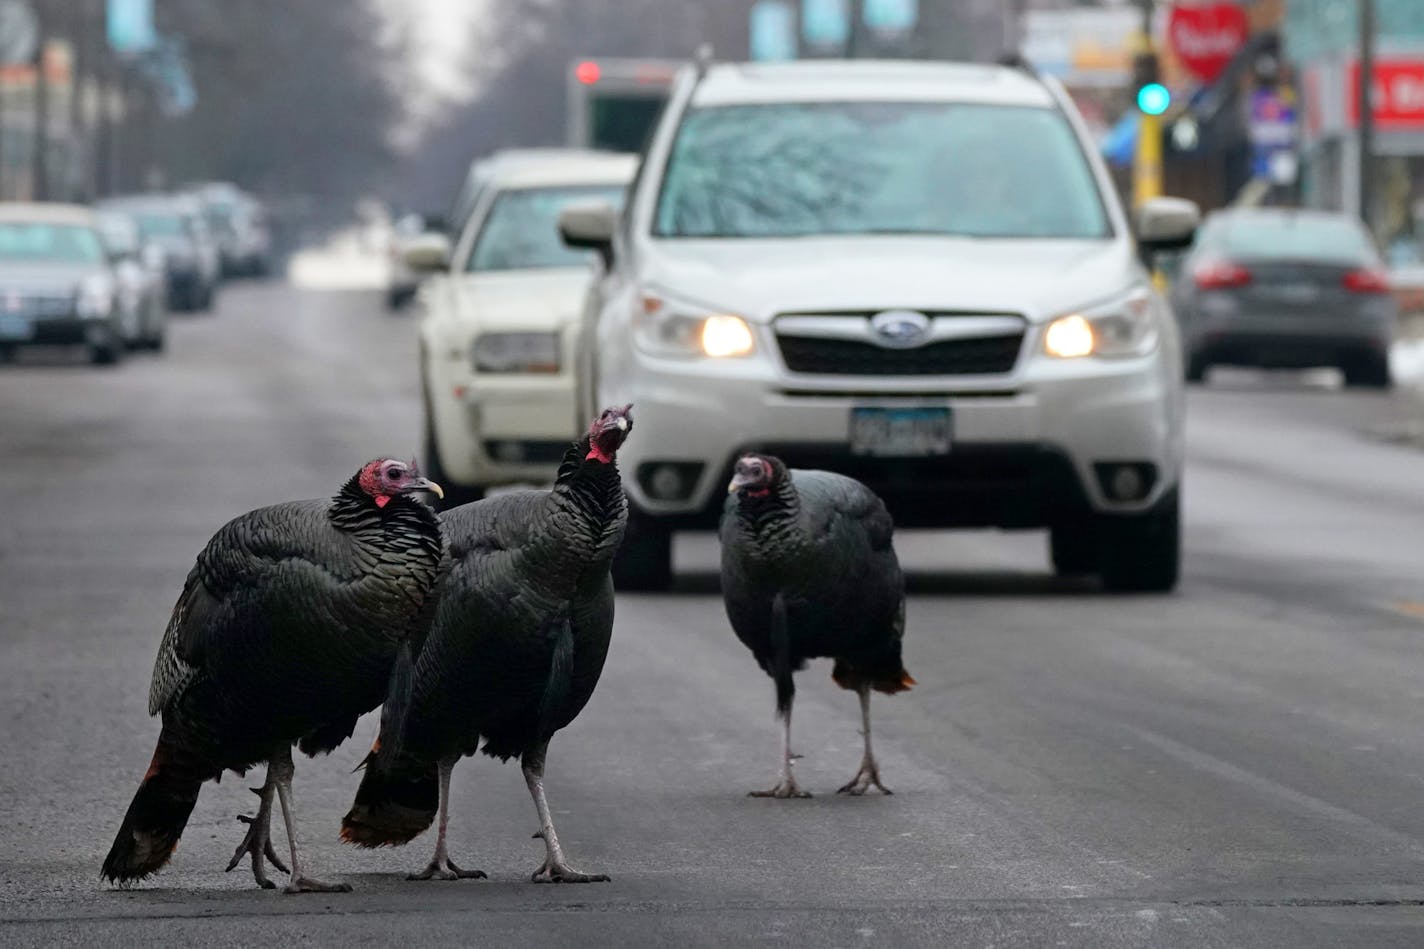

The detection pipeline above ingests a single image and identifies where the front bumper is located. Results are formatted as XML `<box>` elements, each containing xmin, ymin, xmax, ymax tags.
<box><xmin>0</xmin><ymin>313</ymin><xmax>113</xmax><ymax>347</ymax></box>
<box><xmin>604</xmin><ymin>342</ymin><xmax>1182</xmax><ymax>526</ymax></box>
<box><xmin>427</xmin><ymin>368</ymin><xmax>579</xmax><ymax>487</ymax></box>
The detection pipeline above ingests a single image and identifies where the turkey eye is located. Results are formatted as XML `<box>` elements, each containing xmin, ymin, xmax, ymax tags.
<box><xmin>386</xmin><ymin>468</ymin><xmax>403</xmax><ymax>480</ymax></box>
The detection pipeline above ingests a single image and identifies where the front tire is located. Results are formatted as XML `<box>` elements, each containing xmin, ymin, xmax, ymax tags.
<box><xmin>1098</xmin><ymin>488</ymin><xmax>1180</xmax><ymax>593</ymax></box>
<box><xmin>612</xmin><ymin>507</ymin><xmax>673</xmax><ymax>592</ymax></box>
<box><xmin>1342</xmin><ymin>353</ymin><xmax>1392</xmax><ymax>390</ymax></box>
<box><xmin>1185</xmin><ymin>352</ymin><xmax>1208</xmax><ymax>383</ymax></box>
<box><xmin>89</xmin><ymin>334</ymin><xmax>124</xmax><ymax>366</ymax></box>
<box><xmin>1049</xmin><ymin>521</ymin><xmax>1097</xmax><ymax>576</ymax></box>
<box><xmin>422</xmin><ymin>412</ymin><xmax>482</xmax><ymax>510</ymax></box>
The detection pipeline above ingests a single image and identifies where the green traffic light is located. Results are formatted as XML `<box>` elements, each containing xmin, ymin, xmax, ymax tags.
<box><xmin>1138</xmin><ymin>83</ymin><xmax>1170</xmax><ymax>116</ymax></box>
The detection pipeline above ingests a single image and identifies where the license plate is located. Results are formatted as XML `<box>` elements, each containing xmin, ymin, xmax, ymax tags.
<box><xmin>0</xmin><ymin>315</ymin><xmax>32</xmax><ymax>340</ymax></box>
<box><xmin>1269</xmin><ymin>282</ymin><xmax>1319</xmax><ymax>303</ymax></box>
<box><xmin>849</xmin><ymin>407</ymin><xmax>951</xmax><ymax>457</ymax></box>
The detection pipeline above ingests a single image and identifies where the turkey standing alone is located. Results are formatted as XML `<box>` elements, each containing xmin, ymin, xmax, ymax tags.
<box><xmin>101</xmin><ymin>459</ymin><xmax>444</xmax><ymax>893</ymax></box>
<box><xmin>340</xmin><ymin>406</ymin><xmax>632</xmax><ymax>883</ymax></box>
<box><xmin>720</xmin><ymin>453</ymin><xmax>914</xmax><ymax>798</ymax></box>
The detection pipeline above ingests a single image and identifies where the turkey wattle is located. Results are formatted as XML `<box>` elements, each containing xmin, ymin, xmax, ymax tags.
<box><xmin>720</xmin><ymin>453</ymin><xmax>914</xmax><ymax>798</ymax></box>
<box><xmin>341</xmin><ymin>406</ymin><xmax>631</xmax><ymax>884</ymax></box>
<box><xmin>101</xmin><ymin>458</ymin><xmax>444</xmax><ymax>893</ymax></box>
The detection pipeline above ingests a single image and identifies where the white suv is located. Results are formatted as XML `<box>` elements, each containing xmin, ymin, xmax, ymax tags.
<box><xmin>561</xmin><ymin>61</ymin><xmax>1198</xmax><ymax>591</ymax></box>
<box><xmin>414</xmin><ymin>151</ymin><xmax>637</xmax><ymax>504</ymax></box>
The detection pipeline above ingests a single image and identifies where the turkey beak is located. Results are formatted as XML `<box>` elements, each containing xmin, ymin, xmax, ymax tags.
<box><xmin>409</xmin><ymin>477</ymin><xmax>444</xmax><ymax>500</ymax></box>
<box><xmin>728</xmin><ymin>471</ymin><xmax>755</xmax><ymax>494</ymax></box>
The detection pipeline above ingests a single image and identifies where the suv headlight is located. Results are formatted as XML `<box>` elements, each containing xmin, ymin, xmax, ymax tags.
<box><xmin>471</xmin><ymin>332</ymin><xmax>561</xmax><ymax>373</ymax></box>
<box><xmin>1043</xmin><ymin>286</ymin><xmax>1159</xmax><ymax>359</ymax></box>
<box><xmin>634</xmin><ymin>291</ymin><xmax>755</xmax><ymax>359</ymax></box>
<box><xmin>76</xmin><ymin>276</ymin><xmax>114</xmax><ymax>319</ymax></box>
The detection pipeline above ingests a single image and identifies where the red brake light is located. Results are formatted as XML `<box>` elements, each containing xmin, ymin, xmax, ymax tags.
<box><xmin>1193</xmin><ymin>260</ymin><xmax>1252</xmax><ymax>290</ymax></box>
<box><xmin>1341</xmin><ymin>268</ymin><xmax>1390</xmax><ymax>294</ymax></box>
<box><xmin>574</xmin><ymin>61</ymin><xmax>601</xmax><ymax>85</ymax></box>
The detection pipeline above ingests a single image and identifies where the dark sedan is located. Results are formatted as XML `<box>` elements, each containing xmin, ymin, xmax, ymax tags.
<box><xmin>1170</xmin><ymin>208</ymin><xmax>1396</xmax><ymax>388</ymax></box>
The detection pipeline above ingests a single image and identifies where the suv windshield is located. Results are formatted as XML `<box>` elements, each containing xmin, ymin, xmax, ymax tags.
<box><xmin>0</xmin><ymin>222</ymin><xmax>106</xmax><ymax>264</ymax></box>
<box><xmin>655</xmin><ymin>102</ymin><xmax>1109</xmax><ymax>240</ymax></box>
<box><xmin>468</xmin><ymin>184</ymin><xmax>625</xmax><ymax>272</ymax></box>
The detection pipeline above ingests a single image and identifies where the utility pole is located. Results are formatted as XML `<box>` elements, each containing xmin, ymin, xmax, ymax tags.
<box><xmin>1358</xmin><ymin>0</ymin><xmax>1375</xmax><ymax>230</ymax></box>
<box><xmin>1131</xmin><ymin>0</ymin><xmax>1162</xmax><ymax>208</ymax></box>
<box><xmin>30</xmin><ymin>0</ymin><xmax>47</xmax><ymax>200</ymax></box>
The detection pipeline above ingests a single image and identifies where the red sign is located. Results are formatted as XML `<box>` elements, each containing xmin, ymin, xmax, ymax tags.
<box><xmin>1348</xmin><ymin>60</ymin><xmax>1424</xmax><ymax>129</ymax></box>
<box><xmin>1167</xmin><ymin>2</ymin><xmax>1249</xmax><ymax>84</ymax></box>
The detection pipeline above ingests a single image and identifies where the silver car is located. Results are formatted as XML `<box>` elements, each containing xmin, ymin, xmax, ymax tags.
<box><xmin>96</xmin><ymin>211</ymin><xmax>168</xmax><ymax>351</ymax></box>
<box><xmin>1170</xmin><ymin>208</ymin><xmax>1396</xmax><ymax>388</ymax></box>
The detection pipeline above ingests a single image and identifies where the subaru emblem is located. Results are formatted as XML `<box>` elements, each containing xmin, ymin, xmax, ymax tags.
<box><xmin>869</xmin><ymin>310</ymin><xmax>931</xmax><ymax>349</ymax></box>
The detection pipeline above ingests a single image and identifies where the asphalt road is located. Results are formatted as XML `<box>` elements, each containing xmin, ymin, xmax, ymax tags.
<box><xmin>3</xmin><ymin>281</ymin><xmax>1424</xmax><ymax>948</ymax></box>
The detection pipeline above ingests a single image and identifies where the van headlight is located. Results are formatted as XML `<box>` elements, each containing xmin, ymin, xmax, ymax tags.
<box><xmin>471</xmin><ymin>332</ymin><xmax>560</xmax><ymax>373</ymax></box>
<box><xmin>634</xmin><ymin>291</ymin><xmax>756</xmax><ymax>358</ymax></box>
<box><xmin>76</xmin><ymin>276</ymin><xmax>114</xmax><ymax>319</ymax></box>
<box><xmin>1043</xmin><ymin>286</ymin><xmax>1159</xmax><ymax>359</ymax></box>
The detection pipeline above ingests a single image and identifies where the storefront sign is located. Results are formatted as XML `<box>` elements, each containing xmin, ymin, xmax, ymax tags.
<box><xmin>1167</xmin><ymin>2</ymin><xmax>1249</xmax><ymax>84</ymax></box>
<box><xmin>1348</xmin><ymin>60</ymin><xmax>1424</xmax><ymax>129</ymax></box>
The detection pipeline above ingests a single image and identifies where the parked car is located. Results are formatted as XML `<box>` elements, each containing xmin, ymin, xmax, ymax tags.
<box><xmin>1169</xmin><ymin>207</ymin><xmax>1396</xmax><ymax>388</ymax></box>
<box><xmin>97</xmin><ymin>195</ymin><xmax>221</xmax><ymax>312</ymax></box>
<box><xmin>562</xmin><ymin>59</ymin><xmax>1198</xmax><ymax>592</ymax></box>
<box><xmin>95</xmin><ymin>210</ymin><xmax>167</xmax><ymax>351</ymax></box>
<box><xmin>385</xmin><ymin>212</ymin><xmax>431</xmax><ymax>310</ymax></box>
<box><xmin>0</xmin><ymin>203</ymin><xmax>131</xmax><ymax>364</ymax></box>
<box><xmin>188</xmin><ymin>182</ymin><xmax>273</xmax><ymax>277</ymax></box>
<box><xmin>413</xmin><ymin>151</ymin><xmax>638</xmax><ymax>506</ymax></box>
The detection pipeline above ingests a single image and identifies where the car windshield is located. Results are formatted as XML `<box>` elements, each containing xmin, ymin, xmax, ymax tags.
<box><xmin>654</xmin><ymin>101</ymin><xmax>1110</xmax><ymax>240</ymax></box>
<box><xmin>130</xmin><ymin>213</ymin><xmax>188</xmax><ymax>239</ymax></box>
<box><xmin>1208</xmin><ymin>215</ymin><xmax>1379</xmax><ymax>265</ymax></box>
<box><xmin>0</xmin><ymin>222</ymin><xmax>106</xmax><ymax>264</ymax></box>
<box><xmin>467</xmin><ymin>184</ymin><xmax>626</xmax><ymax>271</ymax></box>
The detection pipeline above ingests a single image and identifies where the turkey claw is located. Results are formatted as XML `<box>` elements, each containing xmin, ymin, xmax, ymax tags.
<box><xmin>225</xmin><ymin>811</ymin><xmax>289</xmax><ymax>888</ymax></box>
<box><xmin>837</xmin><ymin>760</ymin><xmax>892</xmax><ymax>796</ymax></box>
<box><xmin>749</xmin><ymin>779</ymin><xmax>811</xmax><ymax>799</ymax></box>
<box><xmin>531</xmin><ymin>861</ymin><xmax>610</xmax><ymax>884</ymax></box>
<box><xmin>408</xmin><ymin>858</ymin><xmax>487</xmax><ymax>881</ymax></box>
<box><xmin>284</xmin><ymin>876</ymin><xmax>353</xmax><ymax>894</ymax></box>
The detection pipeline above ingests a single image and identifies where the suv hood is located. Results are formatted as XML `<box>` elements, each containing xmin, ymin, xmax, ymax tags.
<box><xmin>642</xmin><ymin>237</ymin><xmax>1140</xmax><ymax>323</ymax></box>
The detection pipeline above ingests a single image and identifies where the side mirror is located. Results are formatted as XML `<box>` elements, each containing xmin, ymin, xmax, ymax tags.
<box><xmin>402</xmin><ymin>232</ymin><xmax>451</xmax><ymax>273</ymax></box>
<box><xmin>1136</xmin><ymin>196</ymin><xmax>1200</xmax><ymax>253</ymax></box>
<box><xmin>558</xmin><ymin>200</ymin><xmax>617</xmax><ymax>268</ymax></box>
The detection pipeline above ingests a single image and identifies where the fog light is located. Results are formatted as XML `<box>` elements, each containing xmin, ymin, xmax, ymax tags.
<box><xmin>636</xmin><ymin>461</ymin><xmax>703</xmax><ymax>502</ymax></box>
<box><xmin>1093</xmin><ymin>462</ymin><xmax>1157</xmax><ymax>502</ymax></box>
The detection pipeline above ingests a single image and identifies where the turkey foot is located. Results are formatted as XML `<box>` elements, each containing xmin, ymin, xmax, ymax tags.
<box><xmin>837</xmin><ymin>755</ymin><xmax>892</xmax><ymax>796</ymax></box>
<box><xmin>225</xmin><ymin>778</ymin><xmax>289</xmax><ymax>888</ymax></box>
<box><xmin>285</xmin><ymin>875</ymin><xmax>354</xmax><ymax>894</ymax></box>
<box><xmin>408</xmin><ymin>857</ymin><xmax>486</xmax><ymax>881</ymax></box>
<box><xmin>531</xmin><ymin>857</ymin><xmax>610</xmax><ymax>884</ymax></box>
<box><xmin>749</xmin><ymin>777</ymin><xmax>812</xmax><ymax>799</ymax></box>
<box><xmin>523</xmin><ymin>749</ymin><xmax>609</xmax><ymax>884</ymax></box>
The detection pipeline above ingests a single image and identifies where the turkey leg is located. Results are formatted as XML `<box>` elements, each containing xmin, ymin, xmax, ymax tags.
<box><xmin>837</xmin><ymin>685</ymin><xmax>892</xmax><ymax>795</ymax></box>
<box><xmin>269</xmin><ymin>745</ymin><xmax>353</xmax><ymax>894</ymax></box>
<box><xmin>522</xmin><ymin>742</ymin><xmax>609</xmax><ymax>883</ymax></box>
<box><xmin>750</xmin><ymin>700</ymin><xmax>811</xmax><ymax>798</ymax></box>
<box><xmin>408</xmin><ymin>757</ymin><xmax>486</xmax><ymax>881</ymax></box>
<box><xmin>224</xmin><ymin>764</ymin><xmax>289</xmax><ymax>888</ymax></box>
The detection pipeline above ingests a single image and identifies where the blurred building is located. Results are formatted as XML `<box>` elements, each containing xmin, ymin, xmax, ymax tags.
<box><xmin>1286</xmin><ymin>0</ymin><xmax>1424</xmax><ymax>262</ymax></box>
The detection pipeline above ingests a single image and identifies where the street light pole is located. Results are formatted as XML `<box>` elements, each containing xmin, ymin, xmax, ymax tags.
<box><xmin>1358</xmin><ymin>0</ymin><xmax>1375</xmax><ymax>230</ymax></box>
<box><xmin>31</xmin><ymin>0</ymin><xmax>47</xmax><ymax>201</ymax></box>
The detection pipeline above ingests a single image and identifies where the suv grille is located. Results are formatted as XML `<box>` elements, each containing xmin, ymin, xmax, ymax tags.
<box><xmin>776</xmin><ymin>333</ymin><xmax>1023</xmax><ymax>376</ymax></box>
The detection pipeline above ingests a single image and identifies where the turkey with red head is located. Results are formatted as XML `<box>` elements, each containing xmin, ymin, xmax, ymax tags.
<box><xmin>720</xmin><ymin>453</ymin><xmax>913</xmax><ymax>798</ymax></box>
<box><xmin>101</xmin><ymin>459</ymin><xmax>444</xmax><ymax>893</ymax></box>
<box><xmin>341</xmin><ymin>406</ymin><xmax>632</xmax><ymax>883</ymax></box>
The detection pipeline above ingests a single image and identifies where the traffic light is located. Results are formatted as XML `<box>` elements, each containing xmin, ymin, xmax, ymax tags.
<box><xmin>1133</xmin><ymin>51</ymin><xmax>1170</xmax><ymax>116</ymax></box>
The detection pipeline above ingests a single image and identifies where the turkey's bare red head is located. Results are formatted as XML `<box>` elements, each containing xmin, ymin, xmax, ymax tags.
<box><xmin>357</xmin><ymin>458</ymin><xmax>444</xmax><ymax>508</ymax></box>
<box><xmin>728</xmin><ymin>453</ymin><xmax>785</xmax><ymax>499</ymax></box>
<box><xmin>585</xmin><ymin>405</ymin><xmax>634</xmax><ymax>464</ymax></box>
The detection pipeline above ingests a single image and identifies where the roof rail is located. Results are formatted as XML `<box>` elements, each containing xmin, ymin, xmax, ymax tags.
<box><xmin>694</xmin><ymin>43</ymin><xmax>714</xmax><ymax>78</ymax></box>
<box><xmin>995</xmin><ymin>51</ymin><xmax>1037</xmax><ymax>77</ymax></box>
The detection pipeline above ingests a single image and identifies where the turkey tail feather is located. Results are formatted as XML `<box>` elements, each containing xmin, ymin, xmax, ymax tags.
<box><xmin>101</xmin><ymin>733</ymin><xmax>207</xmax><ymax>885</ymax></box>
<box><xmin>340</xmin><ymin>748</ymin><xmax>437</xmax><ymax>848</ymax></box>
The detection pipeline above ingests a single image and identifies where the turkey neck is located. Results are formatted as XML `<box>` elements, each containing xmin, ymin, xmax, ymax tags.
<box><xmin>329</xmin><ymin>476</ymin><xmax>443</xmax><ymax>605</ymax></box>
<box><xmin>733</xmin><ymin>479</ymin><xmax>803</xmax><ymax>561</ymax></box>
<box><xmin>537</xmin><ymin>437</ymin><xmax>627</xmax><ymax>579</ymax></box>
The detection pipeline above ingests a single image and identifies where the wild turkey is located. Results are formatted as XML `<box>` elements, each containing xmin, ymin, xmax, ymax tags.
<box><xmin>101</xmin><ymin>459</ymin><xmax>444</xmax><ymax>893</ymax></box>
<box><xmin>720</xmin><ymin>453</ymin><xmax>913</xmax><ymax>798</ymax></box>
<box><xmin>341</xmin><ymin>406</ymin><xmax>631</xmax><ymax>883</ymax></box>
